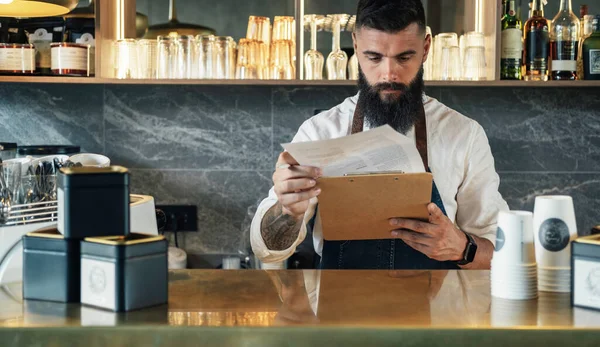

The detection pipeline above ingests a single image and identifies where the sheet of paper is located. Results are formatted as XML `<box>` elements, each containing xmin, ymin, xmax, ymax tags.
<box><xmin>281</xmin><ymin>125</ymin><xmax>425</xmax><ymax>177</ymax></box>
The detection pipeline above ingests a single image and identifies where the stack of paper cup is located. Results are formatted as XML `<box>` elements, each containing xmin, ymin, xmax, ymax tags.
<box><xmin>491</xmin><ymin>296</ymin><xmax>538</xmax><ymax>326</ymax></box>
<box><xmin>533</xmin><ymin>196</ymin><xmax>578</xmax><ymax>293</ymax></box>
<box><xmin>491</xmin><ymin>211</ymin><xmax>538</xmax><ymax>300</ymax></box>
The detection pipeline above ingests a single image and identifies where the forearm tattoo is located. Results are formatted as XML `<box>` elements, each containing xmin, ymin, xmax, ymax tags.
<box><xmin>260</xmin><ymin>203</ymin><xmax>303</xmax><ymax>251</ymax></box>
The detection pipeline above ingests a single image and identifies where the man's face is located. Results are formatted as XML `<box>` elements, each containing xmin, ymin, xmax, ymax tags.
<box><xmin>353</xmin><ymin>23</ymin><xmax>431</xmax><ymax>101</ymax></box>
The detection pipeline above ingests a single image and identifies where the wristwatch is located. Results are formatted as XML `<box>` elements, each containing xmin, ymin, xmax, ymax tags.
<box><xmin>456</xmin><ymin>231</ymin><xmax>478</xmax><ymax>266</ymax></box>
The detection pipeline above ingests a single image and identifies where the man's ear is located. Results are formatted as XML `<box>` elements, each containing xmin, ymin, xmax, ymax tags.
<box><xmin>423</xmin><ymin>32</ymin><xmax>431</xmax><ymax>65</ymax></box>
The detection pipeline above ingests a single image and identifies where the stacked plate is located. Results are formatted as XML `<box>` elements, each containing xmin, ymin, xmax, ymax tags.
<box><xmin>538</xmin><ymin>267</ymin><xmax>571</xmax><ymax>293</ymax></box>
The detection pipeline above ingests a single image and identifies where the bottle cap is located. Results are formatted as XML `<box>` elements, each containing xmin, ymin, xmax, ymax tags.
<box><xmin>580</xmin><ymin>5</ymin><xmax>589</xmax><ymax>18</ymax></box>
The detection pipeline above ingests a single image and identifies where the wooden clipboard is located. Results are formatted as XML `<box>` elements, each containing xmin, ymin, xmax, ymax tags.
<box><xmin>316</xmin><ymin>172</ymin><xmax>433</xmax><ymax>241</ymax></box>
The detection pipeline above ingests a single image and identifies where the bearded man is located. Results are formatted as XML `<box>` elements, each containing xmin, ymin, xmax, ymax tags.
<box><xmin>250</xmin><ymin>0</ymin><xmax>509</xmax><ymax>270</ymax></box>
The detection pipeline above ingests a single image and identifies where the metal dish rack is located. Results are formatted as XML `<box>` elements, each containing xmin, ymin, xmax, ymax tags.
<box><xmin>1</xmin><ymin>201</ymin><xmax>58</xmax><ymax>227</ymax></box>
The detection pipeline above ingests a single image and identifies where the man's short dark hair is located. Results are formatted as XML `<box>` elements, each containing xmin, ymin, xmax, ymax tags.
<box><xmin>355</xmin><ymin>0</ymin><xmax>426</xmax><ymax>34</ymax></box>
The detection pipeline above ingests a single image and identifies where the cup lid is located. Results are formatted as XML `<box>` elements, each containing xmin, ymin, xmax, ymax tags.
<box><xmin>17</xmin><ymin>145</ymin><xmax>80</xmax><ymax>156</ymax></box>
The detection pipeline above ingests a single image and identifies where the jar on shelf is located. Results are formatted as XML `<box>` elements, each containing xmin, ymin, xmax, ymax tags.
<box><xmin>50</xmin><ymin>42</ymin><xmax>93</xmax><ymax>77</ymax></box>
<box><xmin>0</xmin><ymin>43</ymin><xmax>35</xmax><ymax>75</ymax></box>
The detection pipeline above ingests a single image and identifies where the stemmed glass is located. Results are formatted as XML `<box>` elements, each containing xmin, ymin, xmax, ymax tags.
<box><xmin>346</xmin><ymin>15</ymin><xmax>358</xmax><ymax>80</ymax></box>
<box><xmin>326</xmin><ymin>14</ymin><xmax>349</xmax><ymax>80</ymax></box>
<box><xmin>303</xmin><ymin>14</ymin><xmax>325</xmax><ymax>80</ymax></box>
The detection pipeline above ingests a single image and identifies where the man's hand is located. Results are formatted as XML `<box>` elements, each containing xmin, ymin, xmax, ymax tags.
<box><xmin>272</xmin><ymin>151</ymin><xmax>322</xmax><ymax>220</ymax></box>
<box><xmin>388</xmin><ymin>203</ymin><xmax>493</xmax><ymax>269</ymax></box>
<box><xmin>260</xmin><ymin>152</ymin><xmax>322</xmax><ymax>251</ymax></box>
<box><xmin>389</xmin><ymin>203</ymin><xmax>467</xmax><ymax>262</ymax></box>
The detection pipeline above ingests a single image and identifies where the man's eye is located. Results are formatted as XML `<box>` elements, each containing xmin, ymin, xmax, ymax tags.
<box><xmin>368</xmin><ymin>56</ymin><xmax>381</xmax><ymax>62</ymax></box>
<box><xmin>398</xmin><ymin>56</ymin><xmax>411</xmax><ymax>63</ymax></box>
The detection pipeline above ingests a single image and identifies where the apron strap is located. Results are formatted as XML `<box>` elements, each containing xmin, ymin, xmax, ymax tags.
<box><xmin>351</xmin><ymin>100</ymin><xmax>429</xmax><ymax>170</ymax></box>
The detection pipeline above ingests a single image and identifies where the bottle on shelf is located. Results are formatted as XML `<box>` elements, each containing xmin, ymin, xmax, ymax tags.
<box><xmin>576</xmin><ymin>4</ymin><xmax>589</xmax><ymax>78</ymax></box>
<box><xmin>579</xmin><ymin>5</ymin><xmax>589</xmax><ymax>37</ymax></box>
<box><xmin>523</xmin><ymin>0</ymin><xmax>550</xmax><ymax>81</ymax></box>
<box><xmin>501</xmin><ymin>0</ymin><xmax>523</xmax><ymax>80</ymax></box>
<box><xmin>582</xmin><ymin>15</ymin><xmax>600</xmax><ymax>80</ymax></box>
<box><xmin>550</xmin><ymin>0</ymin><xmax>580</xmax><ymax>80</ymax></box>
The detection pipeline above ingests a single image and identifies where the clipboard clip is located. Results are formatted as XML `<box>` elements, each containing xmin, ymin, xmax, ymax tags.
<box><xmin>343</xmin><ymin>170</ymin><xmax>405</xmax><ymax>176</ymax></box>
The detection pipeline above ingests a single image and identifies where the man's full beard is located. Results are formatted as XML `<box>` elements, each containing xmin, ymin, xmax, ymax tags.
<box><xmin>356</xmin><ymin>67</ymin><xmax>425</xmax><ymax>135</ymax></box>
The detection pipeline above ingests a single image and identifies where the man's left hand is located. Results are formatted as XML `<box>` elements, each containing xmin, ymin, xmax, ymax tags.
<box><xmin>389</xmin><ymin>203</ymin><xmax>467</xmax><ymax>262</ymax></box>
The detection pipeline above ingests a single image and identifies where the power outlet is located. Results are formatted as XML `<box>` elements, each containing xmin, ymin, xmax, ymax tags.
<box><xmin>155</xmin><ymin>205</ymin><xmax>198</xmax><ymax>232</ymax></box>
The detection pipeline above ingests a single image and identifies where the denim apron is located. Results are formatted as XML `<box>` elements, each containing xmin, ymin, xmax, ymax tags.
<box><xmin>318</xmin><ymin>104</ymin><xmax>459</xmax><ymax>270</ymax></box>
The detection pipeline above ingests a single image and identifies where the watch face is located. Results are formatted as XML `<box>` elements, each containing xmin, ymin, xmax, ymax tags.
<box><xmin>467</xmin><ymin>242</ymin><xmax>477</xmax><ymax>261</ymax></box>
<box><xmin>459</xmin><ymin>233</ymin><xmax>477</xmax><ymax>264</ymax></box>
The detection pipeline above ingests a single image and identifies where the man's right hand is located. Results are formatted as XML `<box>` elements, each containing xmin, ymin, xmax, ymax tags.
<box><xmin>272</xmin><ymin>151</ymin><xmax>323</xmax><ymax>220</ymax></box>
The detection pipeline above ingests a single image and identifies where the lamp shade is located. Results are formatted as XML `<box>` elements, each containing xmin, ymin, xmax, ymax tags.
<box><xmin>0</xmin><ymin>0</ymin><xmax>79</xmax><ymax>18</ymax></box>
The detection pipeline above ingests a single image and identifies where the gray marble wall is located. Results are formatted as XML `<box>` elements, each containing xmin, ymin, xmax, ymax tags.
<box><xmin>1</xmin><ymin>83</ymin><xmax>599</xmax><ymax>261</ymax></box>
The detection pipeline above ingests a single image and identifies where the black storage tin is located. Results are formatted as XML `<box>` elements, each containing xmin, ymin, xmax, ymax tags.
<box><xmin>57</xmin><ymin>166</ymin><xmax>130</xmax><ymax>239</ymax></box>
<box><xmin>80</xmin><ymin>234</ymin><xmax>168</xmax><ymax>312</ymax></box>
<box><xmin>22</xmin><ymin>228</ymin><xmax>80</xmax><ymax>303</ymax></box>
<box><xmin>571</xmin><ymin>235</ymin><xmax>600</xmax><ymax>311</ymax></box>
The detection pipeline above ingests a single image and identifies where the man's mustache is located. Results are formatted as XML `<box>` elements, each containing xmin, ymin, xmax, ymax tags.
<box><xmin>371</xmin><ymin>82</ymin><xmax>409</xmax><ymax>93</ymax></box>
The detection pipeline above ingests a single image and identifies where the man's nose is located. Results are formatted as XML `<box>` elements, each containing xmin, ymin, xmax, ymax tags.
<box><xmin>381</xmin><ymin>59</ymin><xmax>400</xmax><ymax>82</ymax></box>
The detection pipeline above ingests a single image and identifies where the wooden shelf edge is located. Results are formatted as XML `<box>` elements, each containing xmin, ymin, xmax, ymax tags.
<box><xmin>1</xmin><ymin>76</ymin><xmax>599</xmax><ymax>87</ymax></box>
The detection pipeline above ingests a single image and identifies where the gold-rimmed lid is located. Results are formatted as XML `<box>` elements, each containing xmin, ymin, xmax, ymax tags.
<box><xmin>59</xmin><ymin>166</ymin><xmax>128</xmax><ymax>175</ymax></box>
<box><xmin>84</xmin><ymin>233</ymin><xmax>165</xmax><ymax>246</ymax></box>
<box><xmin>574</xmin><ymin>234</ymin><xmax>600</xmax><ymax>245</ymax></box>
<box><xmin>26</xmin><ymin>227</ymin><xmax>64</xmax><ymax>239</ymax></box>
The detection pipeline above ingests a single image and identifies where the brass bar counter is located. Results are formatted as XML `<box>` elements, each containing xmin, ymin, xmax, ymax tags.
<box><xmin>1</xmin><ymin>270</ymin><xmax>599</xmax><ymax>346</ymax></box>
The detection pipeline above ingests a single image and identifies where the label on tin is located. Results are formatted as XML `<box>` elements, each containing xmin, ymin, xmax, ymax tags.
<box><xmin>574</xmin><ymin>258</ymin><xmax>600</xmax><ymax>310</ymax></box>
<box><xmin>81</xmin><ymin>258</ymin><xmax>116</xmax><ymax>311</ymax></box>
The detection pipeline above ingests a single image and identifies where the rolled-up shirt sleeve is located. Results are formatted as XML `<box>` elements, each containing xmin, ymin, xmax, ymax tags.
<box><xmin>250</xmin><ymin>120</ymin><xmax>319</xmax><ymax>263</ymax></box>
<box><xmin>455</xmin><ymin>122</ymin><xmax>509</xmax><ymax>246</ymax></box>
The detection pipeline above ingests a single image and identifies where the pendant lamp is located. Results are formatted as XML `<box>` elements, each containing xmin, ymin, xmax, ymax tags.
<box><xmin>0</xmin><ymin>0</ymin><xmax>79</xmax><ymax>18</ymax></box>
<box><xmin>143</xmin><ymin>0</ymin><xmax>215</xmax><ymax>39</ymax></box>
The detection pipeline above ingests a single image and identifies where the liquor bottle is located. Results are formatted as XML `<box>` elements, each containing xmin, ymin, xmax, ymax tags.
<box><xmin>501</xmin><ymin>0</ymin><xmax>523</xmax><ymax>80</ymax></box>
<box><xmin>580</xmin><ymin>5</ymin><xmax>589</xmax><ymax>38</ymax></box>
<box><xmin>524</xmin><ymin>0</ymin><xmax>550</xmax><ymax>81</ymax></box>
<box><xmin>550</xmin><ymin>0</ymin><xmax>580</xmax><ymax>80</ymax></box>
<box><xmin>576</xmin><ymin>5</ymin><xmax>589</xmax><ymax>79</ymax></box>
<box><xmin>582</xmin><ymin>15</ymin><xmax>600</xmax><ymax>80</ymax></box>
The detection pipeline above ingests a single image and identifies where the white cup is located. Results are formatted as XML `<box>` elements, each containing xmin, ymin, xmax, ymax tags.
<box><xmin>69</xmin><ymin>153</ymin><xmax>110</xmax><ymax>168</ymax></box>
<box><xmin>493</xmin><ymin>211</ymin><xmax>536</xmax><ymax>266</ymax></box>
<box><xmin>31</xmin><ymin>154</ymin><xmax>70</xmax><ymax>169</ymax></box>
<box><xmin>4</xmin><ymin>157</ymin><xmax>32</xmax><ymax>176</ymax></box>
<box><xmin>533</xmin><ymin>196</ymin><xmax>577</xmax><ymax>268</ymax></box>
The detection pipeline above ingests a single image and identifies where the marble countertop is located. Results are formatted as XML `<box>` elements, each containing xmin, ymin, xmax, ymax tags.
<box><xmin>1</xmin><ymin>269</ymin><xmax>599</xmax><ymax>347</ymax></box>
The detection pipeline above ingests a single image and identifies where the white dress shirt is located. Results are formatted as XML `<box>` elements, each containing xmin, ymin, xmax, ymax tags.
<box><xmin>250</xmin><ymin>93</ymin><xmax>509</xmax><ymax>264</ymax></box>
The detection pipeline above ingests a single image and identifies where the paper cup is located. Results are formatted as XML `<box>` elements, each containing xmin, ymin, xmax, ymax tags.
<box><xmin>491</xmin><ymin>296</ymin><xmax>538</xmax><ymax>326</ymax></box>
<box><xmin>533</xmin><ymin>196</ymin><xmax>577</xmax><ymax>268</ymax></box>
<box><xmin>493</xmin><ymin>211</ymin><xmax>536</xmax><ymax>266</ymax></box>
<box><xmin>69</xmin><ymin>153</ymin><xmax>110</xmax><ymax>168</ymax></box>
